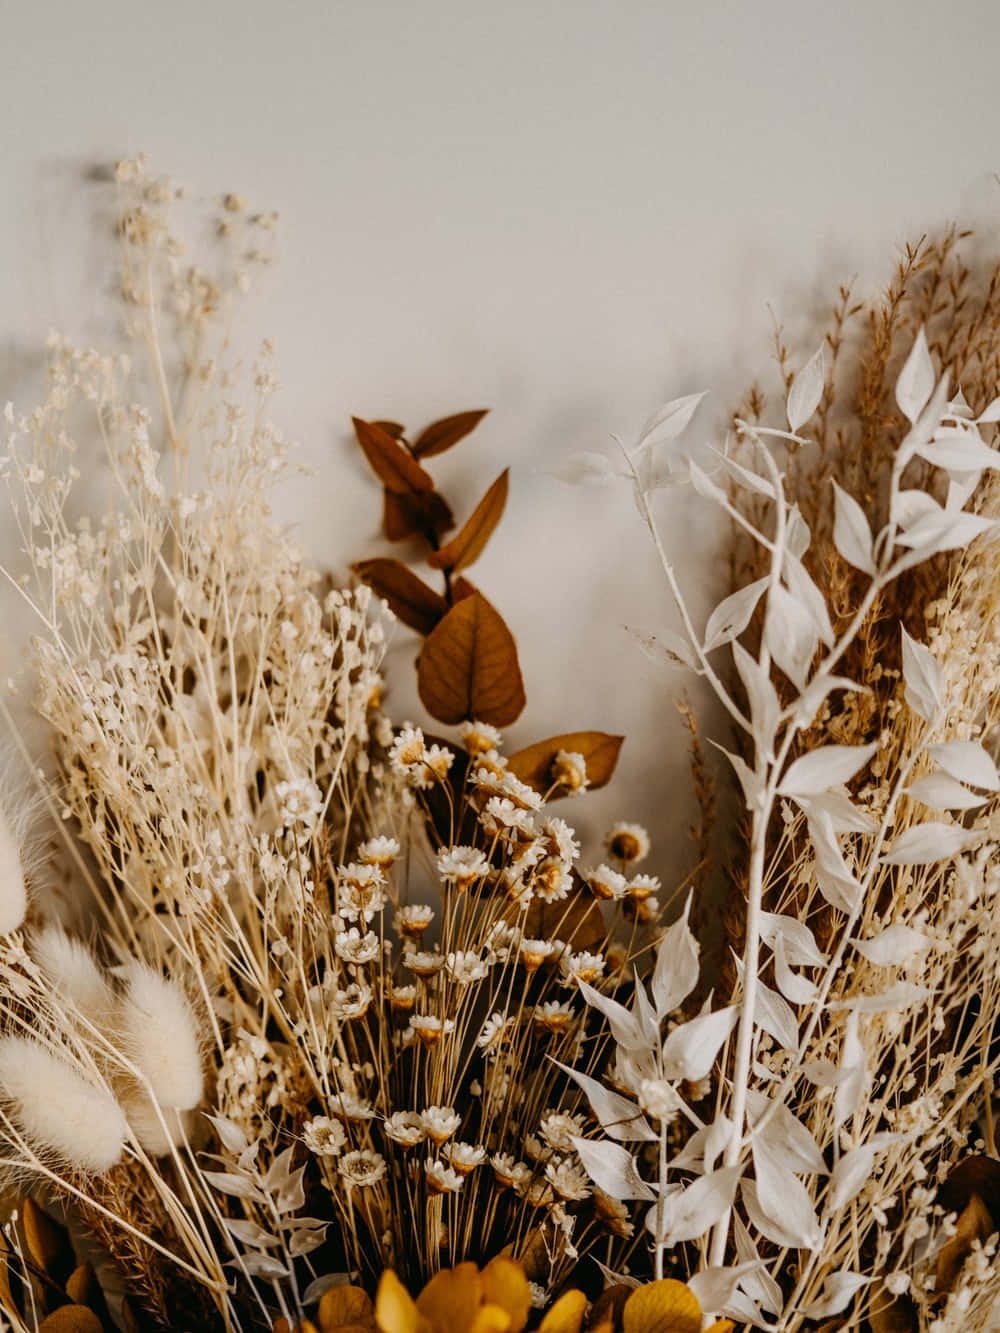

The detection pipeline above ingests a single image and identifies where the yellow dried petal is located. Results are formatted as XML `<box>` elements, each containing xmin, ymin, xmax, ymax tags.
<box><xmin>479</xmin><ymin>1257</ymin><xmax>531</xmax><ymax>1333</ymax></box>
<box><xmin>622</xmin><ymin>1280</ymin><xmax>702</xmax><ymax>1333</ymax></box>
<box><xmin>375</xmin><ymin>1270</ymin><xmax>429</xmax><ymax>1333</ymax></box>
<box><xmin>537</xmin><ymin>1290</ymin><xmax>587</xmax><ymax>1333</ymax></box>
<box><xmin>416</xmin><ymin>1263</ymin><xmax>482</xmax><ymax>1331</ymax></box>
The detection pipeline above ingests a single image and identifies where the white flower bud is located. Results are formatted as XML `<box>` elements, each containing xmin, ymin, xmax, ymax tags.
<box><xmin>0</xmin><ymin>1036</ymin><xmax>127</xmax><ymax>1171</ymax></box>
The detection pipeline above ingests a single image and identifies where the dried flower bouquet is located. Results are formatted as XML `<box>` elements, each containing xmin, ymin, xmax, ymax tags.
<box><xmin>0</xmin><ymin>162</ymin><xmax>999</xmax><ymax>1333</ymax></box>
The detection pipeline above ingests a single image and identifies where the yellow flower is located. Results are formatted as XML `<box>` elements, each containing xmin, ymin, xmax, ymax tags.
<box><xmin>374</xmin><ymin>1258</ymin><xmax>531</xmax><ymax>1333</ymax></box>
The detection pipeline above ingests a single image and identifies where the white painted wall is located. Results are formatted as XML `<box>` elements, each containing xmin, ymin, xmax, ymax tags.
<box><xmin>3</xmin><ymin>0</ymin><xmax>999</xmax><ymax>882</ymax></box>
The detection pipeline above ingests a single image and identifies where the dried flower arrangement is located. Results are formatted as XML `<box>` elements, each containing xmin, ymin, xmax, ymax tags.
<box><xmin>1</xmin><ymin>160</ymin><xmax>1000</xmax><ymax>1333</ymax></box>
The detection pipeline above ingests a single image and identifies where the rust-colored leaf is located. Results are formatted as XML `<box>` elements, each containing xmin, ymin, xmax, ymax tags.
<box><xmin>372</xmin><ymin>420</ymin><xmax>406</xmax><ymax>440</ymax></box>
<box><xmin>524</xmin><ymin>870</ymin><xmax>606</xmax><ymax>953</ymax></box>
<box><xmin>22</xmin><ymin>1197</ymin><xmax>73</xmax><ymax>1283</ymax></box>
<box><xmin>588</xmin><ymin>1286</ymin><xmax>631</xmax><ymax>1331</ymax></box>
<box><xmin>427</xmin><ymin>469</ymin><xmax>509</xmax><ymax>574</ymax></box>
<box><xmin>318</xmin><ymin>1284</ymin><xmax>376</xmax><ymax>1331</ymax></box>
<box><xmin>507</xmin><ymin>731</ymin><xmax>624</xmax><ymax>796</ymax></box>
<box><xmin>120</xmin><ymin>1298</ymin><xmax>142</xmax><ymax>1333</ymax></box>
<box><xmin>354</xmin><ymin>559</ymin><xmax>448</xmax><ymax>636</ymax></box>
<box><xmin>37</xmin><ymin>1308</ymin><xmax>102</xmax><ymax>1333</ymax></box>
<box><xmin>936</xmin><ymin>1192</ymin><xmax>993</xmax><ymax>1294</ymax></box>
<box><xmin>868</xmin><ymin>1290</ymin><xmax>918</xmax><ymax>1333</ymax></box>
<box><xmin>417</xmin><ymin>593</ymin><xmax>525</xmax><ymax>726</ymax></box>
<box><xmin>452</xmin><ymin>577</ymin><xmax>478</xmax><ymax>601</ymax></box>
<box><xmin>622</xmin><ymin>1280</ymin><xmax>702</xmax><ymax>1333</ymax></box>
<box><xmin>938</xmin><ymin>1155</ymin><xmax>1000</xmax><ymax>1221</ymax></box>
<box><xmin>353</xmin><ymin>418</ymin><xmax>433</xmax><ymax>495</ymax></box>
<box><xmin>383</xmin><ymin>488</ymin><xmax>455</xmax><ymax>543</ymax></box>
<box><xmin>412</xmin><ymin>409</ymin><xmax>489</xmax><ymax>459</ymax></box>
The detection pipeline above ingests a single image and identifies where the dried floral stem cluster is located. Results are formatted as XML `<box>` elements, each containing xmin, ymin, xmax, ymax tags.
<box><xmin>0</xmin><ymin>161</ymin><xmax>670</xmax><ymax>1333</ymax></box>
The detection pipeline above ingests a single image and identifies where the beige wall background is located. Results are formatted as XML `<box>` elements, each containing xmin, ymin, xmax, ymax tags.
<box><xmin>3</xmin><ymin>0</ymin><xmax>1000</xmax><ymax>887</ymax></box>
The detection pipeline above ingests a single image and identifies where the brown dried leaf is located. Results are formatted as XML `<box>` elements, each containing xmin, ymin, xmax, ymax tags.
<box><xmin>938</xmin><ymin>1155</ymin><xmax>1000</xmax><ymax>1221</ymax></box>
<box><xmin>37</xmin><ymin>1308</ymin><xmax>103</xmax><ymax>1333</ymax></box>
<box><xmin>622</xmin><ymin>1280</ymin><xmax>702</xmax><ymax>1333</ymax></box>
<box><xmin>524</xmin><ymin>870</ymin><xmax>606</xmax><ymax>953</ymax></box>
<box><xmin>427</xmin><ymin>469</ymin><xmax>509</xmax><ymax>574</ymax></box>
<box><xmin>383</xmin><ymin>488</ymin><xmax>455</xmax><ymax>543</ymax></box>
<box><xmin>868</xmin><ymin>1291</ymin><xmax>918</xmax><ymax>1333</ymax></box>
<box><xmin>22</xmin><ymin>1197</ymin><xmax>73</xmax><ymax>1283</ymax></box>
<box><xmin>588</xmin><ymin>1285</ymin><xmax>631</xmax><ymax>1330</ymax></box>
<box><xmin>372</xmin><ymin>420</ymin><xmax>406</xmax><ymax>439</ymax></box>
<box><xmin>353</xmin><ymin>418</ymin><xmax>433</xmax><ymax>495</ymax></box>
<box><xmin>64</xmin><ymin>1264</ymin><xmax>94</xmax><ymax>1307</ymax></box>
<box><xmin>507</xmin><ymin>731</ymin><xmax>624</xmax><ymax>796</ymax></box>
<box><xmin>452</xmin><ymin>576</ymin><xmax>478</xmax><ymax>601</ymax></box>
<box><xmin>936</xmin><ymin>1192</ymin><xmax>994</xmax><ymax>1295</ymax></box>
<box><xmin>417</xmin><ymin>593</ymin><xmax>525</xmax><ymax>726</ymax></box>
<box><xmin>412</xmin><ymin>409</ymin><xmax>489</xmax><ymax>459</ymax></box>
<box><xmin>353</xmin><ymin>559</ymin><xmax>448</xmax><ymax>636</ymax></box>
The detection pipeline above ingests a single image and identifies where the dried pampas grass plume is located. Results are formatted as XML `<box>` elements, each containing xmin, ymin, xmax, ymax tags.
<box><xmin>117</xmin><ymin>964</ymin><xmax>204</xmax><ymax>1112</ymax></box>
<box><xmin>31</xmin><ymin>925</ymin><xmax>114</xmax><ymax>1023</ymax></box>
<box><xmin>0</xmin><ymin>808</ymin><xmax>27</xmax><ymax>935</ymax></box>
<box><xmin>0</xmin><ymin>1036</ymin><xmax>128</xmax><ymax>1172</ymax></box>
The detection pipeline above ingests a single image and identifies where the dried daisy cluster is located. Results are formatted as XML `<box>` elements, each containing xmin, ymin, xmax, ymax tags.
<box><xmin>0</xmin><ymin>160</ymin><xmax>676</xmax><ymax>1333</ymax></box>
<box><xmin>554</xmin><ymin>320</ymin><xmax>1000</xmax><ymax>1329</ymax></box>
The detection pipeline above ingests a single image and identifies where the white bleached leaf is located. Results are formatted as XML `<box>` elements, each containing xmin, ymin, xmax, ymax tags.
<box><xmin>784</xmin><ymin>555</ymin><xmax>834</xmax><ymax>647</ymax></box>
<box><xmin>796</xmin><ymin>790</ymin><xmax>877</xmax><ymax>834</ymax></box>
<box><xmin>733</xmin><ymin>956</ymin><xmax>798</xmax><ymax>1049</ymax></box>
<box><xmin>747</xmin><ymin>1141</ymin><xmax>823</xmax><ymax>1250</ymax></box>
<box><xmin>704</xmin><ymin>577</ymin><xmax>769</xmax><ymax>653</ymax></box>
<box><xmin>689</xmin><ymin>457</ymin><xmax>728</xmax><ymax>505</ymax></box>
<box><xmin>832</xmin><ymin>480</ymin><xmax>877</xmax><ymax>575</ymax></box>
<box><xmin>759</xmin><ymin>912</ymin><xmax>826</xmax><ymax>967</ymax></box>
<box><xmin>777</xmin><ymin>742</ymin><xmax>878</xmax><ymax>798</ymax></box>
<box><xmin>660</xmin><ymin>1165</ymin><xmax>742</xmax><ymax>1244</ymax></box>
<box><xmin>896</xmin><ymin>327</ymin><xmax>935</xmax><ymax>424</ymax></box>
<box><xmin>711</xmin><ymin>742</ymin><xmax>763</xmax><ymax>810</ymax></box>
<box><xmin>223</xmin><ymin>1218</ymin><xmax>279</xmax><ymax>1249</ymax></box>
<box><xmin>800</xmin><ymin>1059</ymin><xmax>856</xmax><ymax>1088</ymax></box>
<box><xmin>907</xmin><ymin>772</ymin><xmax>987</xmax><ymax>811</ymax></box>
<box><xmin>915</xmin><ymin>427</ymin><xmax>1000</xmax><ymax>475</ymax></box>
<box><xmin>687</xmin><ymin>1263</ymin><xmax>763</xmax><ymax>1316</ymax></box>
<box><xmin>651</xmin><ymin>892</ymin><xmax>700</xmax><ymax>1018</ymax></box>
<box><xmin>704</xmin><ymin>1114</ymin><xmax>734</xmax><ymax>1174</ymax></box>
<box><xmin>626</xmin><ymin>624</ymin><xmax>700</xmax><ymax>672</ymax></box>
<box><xmin>787</xmin><ymin>345</ymin><xmax>825</xmax><ymax>433</ymax></box>
<box><xmin>765</xmin><ymin>582</ymin><xmax>818</xmax><ymax>689</ymax></box>
<box><xmin>828</xmin><ymin>981</ymin><xmax>930</xmax><ymax>1014</ymax></box>
<box><xmin>747</xmin><ymin>1091</ymin><xmax>827</xmax><ymax>1175</ymax></box>
<box><xmin>229</xmin><ymin>1253</ymin><xmax>289</xmax><ymax>1280</ymax></box>
<box><xmin>773</xmin><ymin>933</ymin><xmax>819</xmax><ymax>1005</ymax></box>
<box><xmin>826</xmin><ymin>1145</ymin><xmax>882</xmax><ymax>1214</ymax></box>
<box><xmin>850</xmin><ymin>923</ymin><xmax>931</xmax><ymax>967</ymax></box>
<box><xmin>900</xmin><ymin>626</ymin><xmax>942</xmax><ymax>723</ymax></box>
<box><xmin>635</xmin><ymin>391</ymin><xmax>707</xmax><ymax>452</ymax></box>
<box><xmin>202</xmin><ymin>1170</ymin><xmax>267</xmax><ymax>1203</ymax></box>
<box><xmin>928</xmin><ymin>740</ymin><xmax>1000</xmax><ymax>791</ymax></box>
<box><xmin>548</xmin><ymin>451</ymin><xmax>622</xmax><ymax>485</ymax></box>
<box><xmin>734</xmin><ymin>1215</ymin><xmax>783</xmax><ymax>1315</ymax></box>
<box><xmin>576</xmin><ymin>978</ymin><xmax>644</xmax><ymax>1051</ymax></box>
<box><xmin>661</xmin><ymin>1005</ymin><xmax>740</xmax><ymax>1082</ymax></box>
<box><xmin>979</xmin><ymin>395</ymin><xmax>1000</xmax><ymax>424</ymax></box>
<box><xmin>302</xmin><ymin>1275</ymin><xmax>352</xmax><ymax>1306</ymax></box>
<box><xmin>807</xmin><ymin>809</ymin><xmax>865</xmax><ymax>914</ymax></box>
<box><xmin>631</xmin><ymin>971</ymin><xmax>659</xmax><ymax>1046</ymax></box>
<box><xmin>570</xmin><ymin>1135</ymin><xmax>656</xmax><ymax>1201</ymax></box>
<box><xmin>205</xmin><ymin>1113</ymin><xmax>249</xmax><ymax>1157</ymax></box>
<box><xmin>732</xmin><ymin>641</ymin><xmax>780</xmax><ymax>753</ymax></box>
<box><xmin>896</xmin><ymin>504</ymin><xmax>998</xmax><ymax>556</ymax></box>
<box><xmin>834</xmin><ymin>1012</ymin><xmax>867</xmax><ymax>1131</ymax></box>
<box><xmin>709</xmin><ymin>447</ymin><xmax>776</xmax><ymax>498</ymax></box>
<box><xmin>288</xmin><ymin>1227</ymin><xmax>328</xmax><ymax>1257</ymax></box>
<box><xmin>803</xmin><ymin>1271</ymin><xmax>875</xmax><ymax>1319</ymax></box>
<box><xmin>880</xmin><ymin>823</ymin><xmax>976</xmax><ymax>865</ymax></box>
<box><xmin>787</xmin><ymin>504</ymin><xmax>812</xmax><ymax>558</ymax></box>
<box><xmin>551</xmin><ymin>1059</ymin><xmax>656</xmax><ymax>1141</ymax></box>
